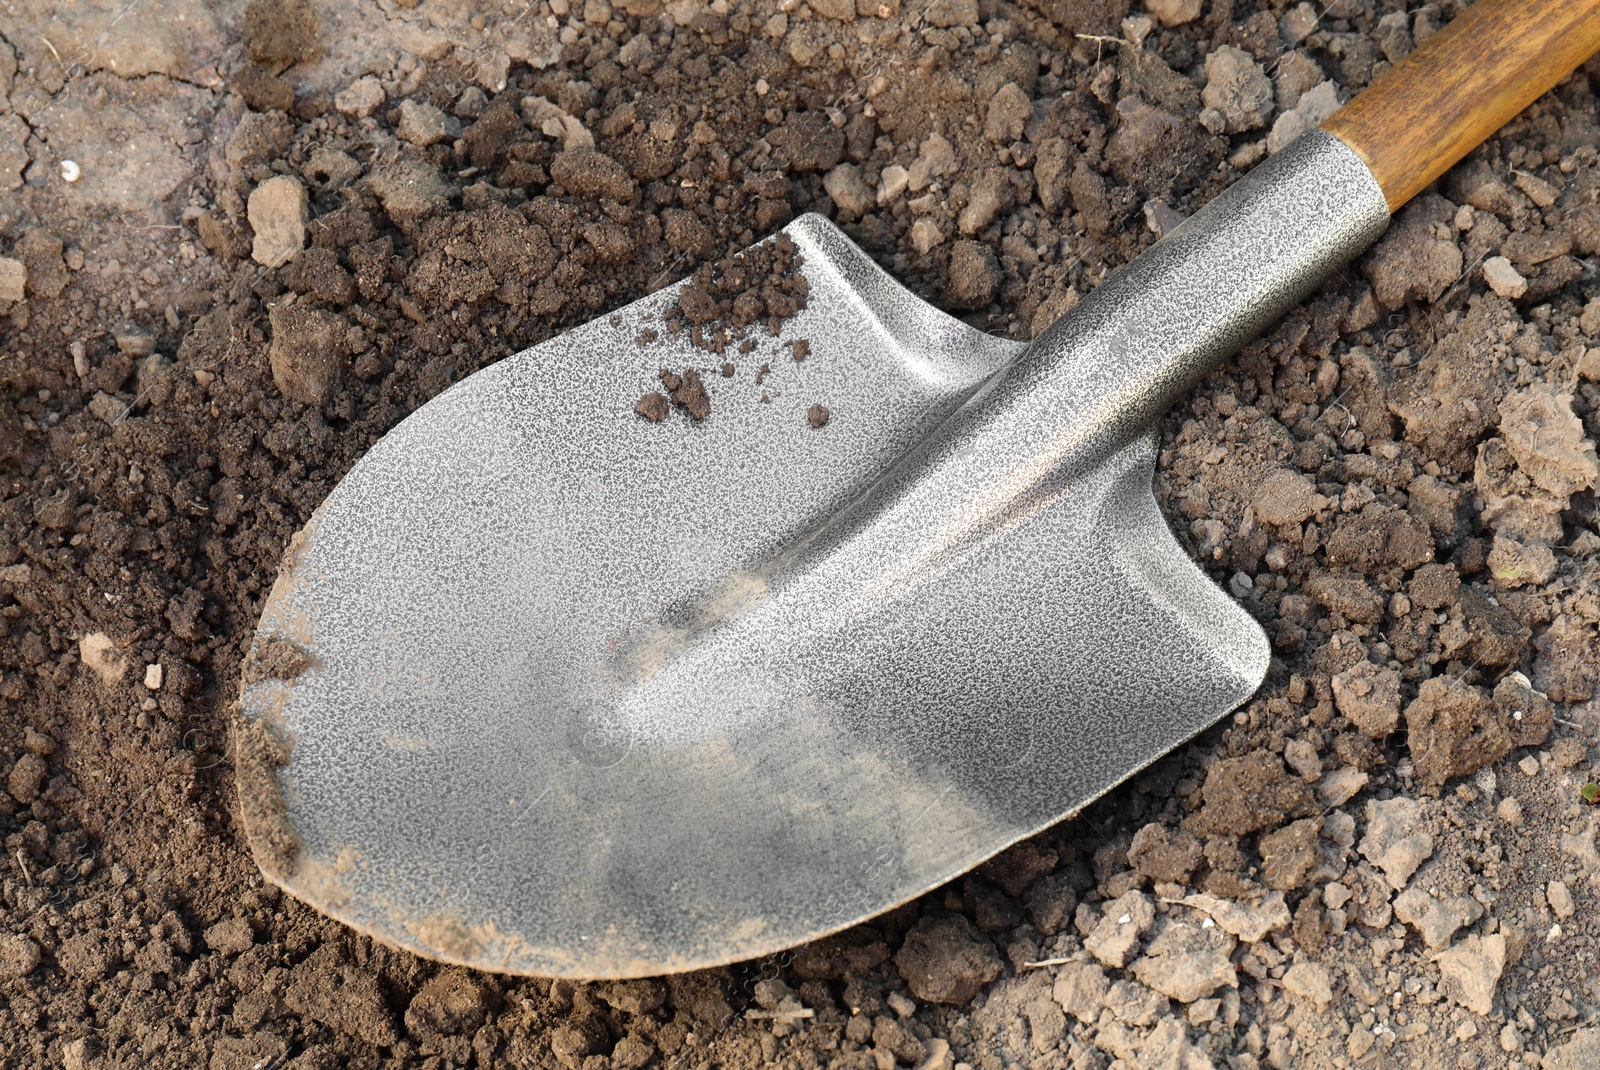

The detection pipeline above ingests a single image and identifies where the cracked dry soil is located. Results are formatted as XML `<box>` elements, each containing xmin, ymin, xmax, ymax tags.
<box><xmin>2</xmin><ymin>0</ymin><xmax>1600</xmax><ymax>1068</ymax></box>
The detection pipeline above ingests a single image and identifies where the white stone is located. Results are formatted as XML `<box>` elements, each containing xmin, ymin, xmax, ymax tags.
<box><xmin>334</xmin><ymin>76</ymin><xmax>386</xmax><ymax>119</ymax></box>
<box><xmin>878</xmin><ymin>164</ymin><xmax>910</xmax><ymax>204</ymax></box>
<box><xmin>1359</xmin><ymin>796</ymin><xmax>1434</xmax><ymax>891</ymax></box>
<box><xmin>247</xmin><ymin>176</ymin><xmax>309</xmax><ymax>269</ymax></box>
<box><xmin>1483</xmin><ymin>255</ymin><xmax>1527</xmax><ymax>299</ymax></box>
<box><xmin>823</xmin><ymin>164</ymin><xmax>874</xmax><ymax>217</ymax></box>
<box><xmin>909</xmin><ymin>219</ymin><xmax>944</xmax><ymax>256</ymax></box>
<box><xmin>1435</xmin><ymin>933</ymin><xmax>1506</xmax><ymax>1015</ymax></box>
<box><xmin>79</xmin><ymin>633</ymin><xmax>125</xmax><ymax>687</ymax></box>
<box><xmin>1144</xmin><ymin>0</ymin><xmax>1203</xmax><ymax>27</ymax></box>
<box><xmin>397</xmin><ymin>99</ymin><xmax>453</xmax><ymax>146</ymax></box>
<box><xmin>0</xmin><ymin>257</ymin><xmax>24</xmax><ymax>302</ymax></box>
<box><xmin>144</xmin><ymin>663</ymin><xmax>164</xmax><ymax>691</ymax></box>
<box><xmin>886</xmin><ymin>991</ymin><xmax>916</xmax><ymax>1017</ymax></box>
<box><xmin>1280</xmin><ymin>961</ymin><xmax>1333</xmax><ymax>1008</ymax></box>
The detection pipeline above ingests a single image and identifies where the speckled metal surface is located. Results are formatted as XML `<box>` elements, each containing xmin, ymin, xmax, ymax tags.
<box><xmin>239</xmin><ymin>130</ymin><xmax>1390</xmax><ymax>978</ymax></box>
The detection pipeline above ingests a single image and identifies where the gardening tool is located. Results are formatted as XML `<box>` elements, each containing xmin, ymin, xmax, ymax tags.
<box><xmin>238</xmin><ymin>0</ymin><xmax>1600</xmax><ymax>978</ymax></box>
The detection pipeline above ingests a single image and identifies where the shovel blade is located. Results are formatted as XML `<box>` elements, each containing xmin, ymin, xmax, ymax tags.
<box><xmin>239</xmin><ymin>215</ymin><xmax>1267</xmax><ymax>978</ymax></box>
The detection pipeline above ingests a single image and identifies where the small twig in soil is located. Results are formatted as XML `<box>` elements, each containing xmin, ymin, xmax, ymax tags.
<box><xmin>744</xmin><ymin>1008</ymin><xmax>815</xmax><ymax>1022</ymax></box>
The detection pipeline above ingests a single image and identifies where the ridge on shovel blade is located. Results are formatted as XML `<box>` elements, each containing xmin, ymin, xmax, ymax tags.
<box><xmin>239</xmin><ymin>213</ymin><xmax>1270</xmax><ymax>978</ymax></box>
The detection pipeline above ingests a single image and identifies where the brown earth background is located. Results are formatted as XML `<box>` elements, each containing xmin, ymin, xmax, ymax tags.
<box><xmin>2</xmin><ymin>0</ymin><xmax>1600</xmax><ymax>1068</ymax></box>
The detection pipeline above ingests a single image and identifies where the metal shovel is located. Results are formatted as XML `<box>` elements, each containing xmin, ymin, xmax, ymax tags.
<box><xmin>237</xmin><ymin>1</ymin><xmax>1600</xmax><ymax>978</ymax></box>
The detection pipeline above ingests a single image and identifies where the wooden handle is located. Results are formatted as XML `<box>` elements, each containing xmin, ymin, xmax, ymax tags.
<box><xmin>1321</xmin><ymin>0</ymin><xmax>1600</xmax><ymax>212</ymax></box>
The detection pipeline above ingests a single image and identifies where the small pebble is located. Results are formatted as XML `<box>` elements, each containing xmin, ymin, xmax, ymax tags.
<box><xmin>396</xmin><ymin>99</ymin><xmax>453</xmax><ymax>146</ymax></box>
<box><xmin>1517</xmin><ymin>755</ymin><xmax>1540</xmax><ymax>777</ymax></box>
<box><xmin>247</xmin><ymin>176</ymin><xmax>309</xmax><ymax>269</ymax></box>
<box><xmin>1513</xmin><ymin>171</ymin><xmax>1559</xmax><ymax>207</ymax></box>
<box><xmin>1482</xmin><ymin>256</ymin><xmax>1528</xmax><ymax>299</ymax></box>
<box><xmin>144</xmin><ymin>663</ymin><xmax>164</xmax><ymax>691</ymax></box>
<box><xmin>1546</xmin><ymin>880</ymin><xmax>1574</xmax><ymax>918</ymax></box>
<box><xmin>807</xmin><ymin>403</ymin><xmax>830</xmax><ymax>429</ymax></box>
<box><xmin>1496</xmin><ymin>796</ymin><xmax>1523</xmax><ymax>825</ymax></box>
<box><xmin>0</xmin><ymin>257</ymin><xmax>25</xmax><ymax>303</ymax></box>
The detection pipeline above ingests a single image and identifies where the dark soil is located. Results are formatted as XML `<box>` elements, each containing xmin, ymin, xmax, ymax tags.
<box><xmin>2</xmin><ymin>0</ymin><xmax>1599</xmax><ymax>1068</ymax></box>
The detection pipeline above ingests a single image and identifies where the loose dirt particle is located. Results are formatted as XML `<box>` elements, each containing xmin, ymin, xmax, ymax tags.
<box><xmin>894</xmin><ymin>914</ymin><xmax>1002</xmax><ymax>1004</ymax></box>
<box><xmin>946</xmin><ymin>239</ymin><xmax>1000</xmax><ymax>309</ymax></box>
<box><xmin>660</xmin><ymin>368</ymin><xmax>711</xmax><ymax>420</ymax></box>
<box><xmin>807</xmin><ymin>403</ymin><xmax>829</xmax><ymax>428</ymax></box>
<box><xmin>267</xmin><ymin>303</ymin><xmax>346</xmax><ymax>406</ymax></box>
<box><xmin>1359</xmin><ymin>796</ymin><xmax>1434</xmax><ymax>890</ymax></box>
<box><xmin>1187</xmin><ymin>751</ymin><xmax>1317</xmax><ymax>836</ymax></box>
<box><xmin>1331</xmin><ymin>660</ymin><xmax>1402</xmax><ymax>738</ymax></box>
<box><xmin>635</xmin><ymin>392</ymin><xmax>670</xmax><ymax>422</ymax></box>
<box><xmin>669</xmin><ymin>234</ymin><xmax>809</xmax><ymax>354</ymax></box>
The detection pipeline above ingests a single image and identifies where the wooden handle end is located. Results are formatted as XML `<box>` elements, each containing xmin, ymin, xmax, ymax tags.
<box><xmin>1321</xmin><ymin>0</ymin><xmax>1600</xmax><ymax>213</ymax></box>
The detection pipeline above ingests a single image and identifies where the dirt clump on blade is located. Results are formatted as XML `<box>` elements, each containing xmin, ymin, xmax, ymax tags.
<box><xmin>669</xmin><ymin>233</ymin><xmax>809</xmax><ymax>354</ymax></box>
<box><xmin>656</xmin><ymin>368</ymin><xmax>711</xmax><ymax>420</ymax></box>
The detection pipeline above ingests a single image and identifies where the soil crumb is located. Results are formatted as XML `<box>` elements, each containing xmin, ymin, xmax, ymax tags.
<box><xmin>635</xmin><ymin>392</ymin><xmax>669</xmax><ymax>423</ymax></box>
<box><xmin>231</xmin><ymin>713</ymin><xmax>300</xmax><ymax>877</ymax></box>
<box><xmin>659</xmin><ymin>368</ymin><xmax>711</xmax><ymax>421</ymax></box>
<box><xmin>241</xmin><ymin>635</ymin><xmax>315</xmax><ymax>685</ymax></box>
<box><xmin>670</xmin><ymin>234</ymin><xmax>809</xmax><ymax>354</ymax></box>
<box><xmin>808</xmin><ymin>404</ymin><xmax>830</xmax><ymax>428</ymax></box>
